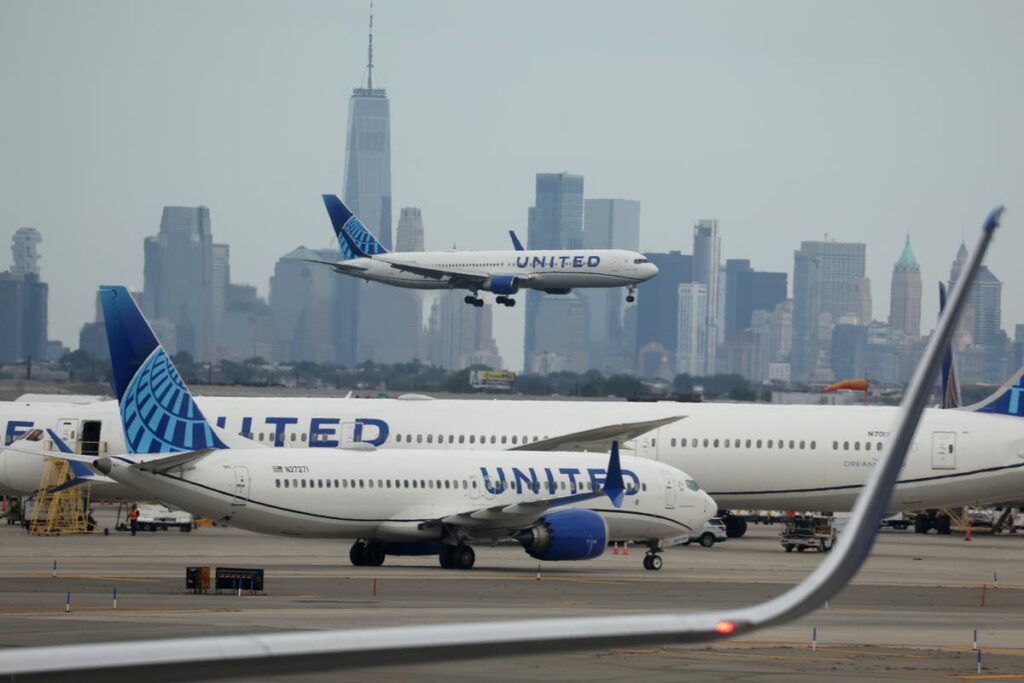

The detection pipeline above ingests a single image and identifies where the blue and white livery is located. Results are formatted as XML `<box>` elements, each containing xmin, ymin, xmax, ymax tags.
<box><xmin>316</xmin><ymin>194</ymin><xmax>658</xmax><ymax>307</ymax></box>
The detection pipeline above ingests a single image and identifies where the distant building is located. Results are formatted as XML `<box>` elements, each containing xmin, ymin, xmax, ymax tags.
<box><xmin>692</xmin><ymin>220</ymin><xmax>720</xmax><ymax>375</ymax></box>
<box><xmin>10</xmin><ymin>228</ymin><xmax>41</xmax><ymax>278</ymax></box>
<box><xmin>529</xmin><ymin>293</ymin><xmax>589</xmax><ymax>374</ymax></box>
<box><xmin>142</xmin><ymin>206</ymin><xmax>215</xmax><ymax>360</ymax></box>
<box><xmin>724</xmin><ymin>259</ymin><xmax>787</xmax><ymax>343</ymax></box>
<box><xmin>0</xmin><ymin>229</ymin><xmax>48</xmax><ymax>364</ymax></box>
<box><xmin>269</xmin><ymin>247</ymin><xmax>340</xmax><ymax>364</ymax></box>
<box><xmin>750</xmin><ymin>300</ymin><xmax>793</xmax><ymax>381</ymax></box>
<box><xmin>395</xmin><ymin>207</ymin><xmax>424</xmax><ymax>252</ymax></box>
<box><xmin>425</xmin><ymin>292</ymin><xmax>503</xmax><ymax>370</ymax></box>
<box><xmin>676</xmin><ymin>283</ymin><xmax>708</xmax><ymax>376</ymax></box>
<box><xmin>888</xmin><ymin>235</ymin><xmax>922</xmax><ymax>339</ymax></box>
<box><xmin>582</xmin><ymin>198</ymin><xmax>640</xmax><ymax>371</ymax></box>
<box><xmin>636</xmin><ymin>251</ymin><xmax>692</xmax><ymax>372</ymax></box>
<box><xmin>792</xmin><ymin>239</ymin><xmax>869</xmax><ymax>380</ymax></box>
<box><xmin>216</xmin><ymin>284</ymin><xmax>273</xmax><ymax>361</ymax></box>
<box><xmin>211</xmin><ymin>243</ymin><xmax>230</xmax><ymax>337</ymax></box>
<box><xmin>524</xmin><ymin>172</ymin><xmax>585</xmax><ymax>371</ymax></box>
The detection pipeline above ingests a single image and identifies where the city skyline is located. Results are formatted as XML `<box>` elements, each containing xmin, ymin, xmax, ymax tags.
<box><xmin>2</xmin><ymin>2</ymin><xmax>1023</xmax><ymax>371</ymax></box>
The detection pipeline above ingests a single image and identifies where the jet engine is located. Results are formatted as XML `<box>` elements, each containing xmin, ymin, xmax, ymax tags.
<box><xmin>482</xmin><ymin>275</ymin><xmax>520</xmax><ymax>295</ymax></box>
<box><xmin>516</xmin><ymin>509</ymin><xmax>608</xmax><ymax>561</ymax></box>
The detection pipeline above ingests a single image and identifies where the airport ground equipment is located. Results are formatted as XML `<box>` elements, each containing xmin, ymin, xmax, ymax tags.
<box><xmin>780</xmin><ymin>516</ymin><xmax>835</xmax><ymax>553</ymax></box>
<box><xmin>186</xmin><ymin>566</ymin><xmax>210</xmax><ymax>594</ymax></box>
<box><xmin>27</xmin><ymin>458</ymin><xmax>94</xmax><ymax>535</ymax></box>
<box><xmin>214</xmin><ymin>568</ymin><xmax>263</xmax><ymax>594</ymax></box>
<box><xmin>0</xmin><ymin>206</ymin><xmax>1003</xmax><ymax>681</ymax></box>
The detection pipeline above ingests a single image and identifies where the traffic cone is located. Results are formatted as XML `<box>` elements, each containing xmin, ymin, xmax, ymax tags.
<box><xmin>622</xmin><ymin>543</ymin><xmax>630</xmax><ymax>556</ymax></box>
<box><xmin>612</xmin><ymin>543</ymin><xmax>619</xmax><ymax>555</ymax></box>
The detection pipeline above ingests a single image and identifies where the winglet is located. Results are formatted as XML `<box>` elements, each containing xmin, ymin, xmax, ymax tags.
<box><xmin>509</xmin><ymin>230</ymin><xmax>525</xmax><ymax>251</ymax></box>
<box><xmin>603</xmin><ymin>441</ymin><xmax>625</xmax><ymax>508</ymax></box>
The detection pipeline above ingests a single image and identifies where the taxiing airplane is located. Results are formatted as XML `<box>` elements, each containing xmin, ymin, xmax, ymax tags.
<box><xmin>316</xmin><ymin>194</ymin><xmax>658</xmax><ymax>306</ymax></box>
<box><xmin>16</xmin><ymin>286</ymin><xmax>714</xmax><ymax>571</ymax></box>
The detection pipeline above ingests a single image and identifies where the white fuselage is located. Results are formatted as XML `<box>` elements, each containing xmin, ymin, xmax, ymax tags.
<box><xmin>3</xmin><ymin>397</ymin><xmax>1024</xmax><ymax>512</ymax></box>
<box><xmin>101</xmin><ymin>449</ymin><xmax>713</xmax><ymax>543</ymax></box>
<box><xmin>338</xmin><ymin>249</ymin><xmax>658</xmax><ymax>292</ymax></box>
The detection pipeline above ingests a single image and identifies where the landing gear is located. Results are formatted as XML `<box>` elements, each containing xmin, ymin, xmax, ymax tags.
<box><xmin>642</xmin><ymin>543</ymin><xmax>663</xmax><ymax>571</ymax></box>
<box><xmin>626</xmin><ymin>284</ymin><xmax>637</xmax><ymax>303</ymax></box>
<box><xmin>914</xmin><ymin>513</ymin><xmax>931</xmax><ymax>534</ymax></box>
<box><xmin>494</xmin><ymin>295</ymin><xmax>516</xmax><ymax>307</ymax></box>
<box><xmin>349</xmin><ymin>540</ymin><xmax>385</xmax><ymax>567</ymax></box>
<box><xmin>722</xmin><ymin>512</ymin><xmax>748</xmax><ymax>538</ymax></box>
<box><xmin>439</xmin><ymin>544</ymin><xmax>475</xmax><ymax>570</ymax></box>
<box><xmin>463</xmin><ymin>295</ymin><xmax>484</xmax><ymax>307</ymax></box>
<box><xmin>934</xmin><ymin>515</ymin><xmax>952</xmax><ymax>535</ymax></box>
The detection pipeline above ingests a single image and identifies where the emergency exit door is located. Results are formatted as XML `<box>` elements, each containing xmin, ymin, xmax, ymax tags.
<box><xmin>931</xmin><ymin>432</ymin><xmax>956</xmax><ymax>470</ymax></box>
<box><xmin>231</xmin><ymin>466</ymin><xmax>250</xmax><ymax>506</ymax></box>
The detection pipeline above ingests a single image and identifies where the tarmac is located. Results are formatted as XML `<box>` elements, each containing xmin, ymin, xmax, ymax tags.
<box><xmin>1</xmin><ymin>509</ymin><xmax>1022</xmax><ymax>682</ymax></box>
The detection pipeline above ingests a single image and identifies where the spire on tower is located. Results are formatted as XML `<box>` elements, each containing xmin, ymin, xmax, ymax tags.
<box><xmin>366</xmin><ymin>1</ymin><xmax>375</xmax><ymax>90</ymax></box>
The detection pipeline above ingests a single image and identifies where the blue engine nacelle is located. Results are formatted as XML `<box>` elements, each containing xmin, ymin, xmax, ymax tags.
<box><xmin>482</xmin><ymin>275</ymin><xmax>520</xmax><ymax>295</ymax></box>
<box><xmin>517</xmin><ymin>509</ymin><xmax>608</xmax><ymax>561</ymax></box>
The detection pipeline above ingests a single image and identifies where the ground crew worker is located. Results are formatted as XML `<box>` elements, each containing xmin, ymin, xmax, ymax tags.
<box><xmin>129</xmin><ymin>504</ymin><xmax>140</xmax><ymax>536</ymax></box>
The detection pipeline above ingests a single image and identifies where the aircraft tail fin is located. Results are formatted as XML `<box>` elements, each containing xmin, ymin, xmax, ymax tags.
<box><xmin>321</xmin><ymin>194</ymin><xmax>388</xmax><ymax>259</ymax></box>
<box><xmin>509</xmin><ymin>230</ymin><xmax>525</xmax><ymax>251</ymax></box>
<box><xmin>964</xmin><ymin>366</ymin><xmax>1024</xmax><ymax>416</ymax></box>
<box><xmin>99</xmin><ymin>286</ymin><xmax>227</xmax><ymax>454</ymax></box>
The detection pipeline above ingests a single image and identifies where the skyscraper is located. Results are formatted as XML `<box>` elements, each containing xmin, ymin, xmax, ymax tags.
<box><xmin>395</xmin><ymin>207</ymin><xmax>424</xmax><ymax>252</ymax></box>
<box><xmin>791</xmin><ymin>240</ymin><xmax>868</xmax><ymax>380</ymax></box>
<box><xmin>141</xmin><ymin>206</ymin><xmax>215</xmax><ymax>360</ymax></box>
<box><xmin>582</xmin><ymin>198</ymin><xmax>640</xmax><ymax>371</ymax></box>
<box><xmin>0</xmin><ymin>230</ymin><xmax>47</xmax><ymax>365</ymax></box>
<box><xmin>676</xmin><ymin>283</ymin><xmax>708</xmax><ymax>376</ymax></box>
<box><xmin>341</xmin><ymin>9</ymin><xmax>422</xmax><ymax>363</ymax></box>
<box><xmin>343</xmin><ymin>10</ymin><xmax>392</xmax><ymax>249</ymax></box>
<box><xmin>528</xmin><ymin>293</ymin><xmax>590</xmax><ymax>374</ymax></box>
<box><xmin>948</xmin><ymin>242</ymin><xmax>1003</xmax><ymax>349</ymax></box>
<box><xmin>692</xmin><ymin>220</ymin><xmax>720</xmax><ymax>375</ymax></box>
<box><xmin>10</xmin><ymin>228</ymin><xmax>41</xmax><ymax>278</ymax></box>
<box><xmin>524</xmin><ymin>172</ymin><xmax>585</xmax><ymax>371</ymax></box>
<box><xmin>635</xmin><ymin>251</ymin><xmax>692</xmax><ymax>372</ymax></box>
<box><xmin>269</xmin><ymin>247</ymin><xmax>342</xmax><ymax>364</ymax></box>
<box><xmin>888</xmin><ymin>235</ymin><xmax>922</xmax><ymax>338</ymax></box>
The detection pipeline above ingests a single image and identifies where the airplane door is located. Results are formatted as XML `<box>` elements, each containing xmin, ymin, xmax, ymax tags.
<box><xmin>231</xmin><ymin>466</ymin><xmax>250</xmax><ymax>506</ymax></box>
<box><xmin>931</xmin><ymin>432</ymin><xmax>956</xmax><ymax>470</ymax></box>
<box><xmin>635</xmin><ymin>430</ymin><xmax>660</xmax><ymax>460</ymax></box>
<box><xmin>662</xmin><ymin>470</ymin><xmax>677</xmax><ymax>509</ymax></box>
<box><xmin>57</xmin><ymin>419</ymin><xmax>79</xmax><ymax>452</ymax></box>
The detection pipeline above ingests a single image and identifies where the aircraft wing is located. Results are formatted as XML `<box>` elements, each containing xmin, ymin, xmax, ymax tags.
<box><xmin>383</xmin><ymin>258</ymin><xmax>489</xmax><ymax>288</ymax></box>
<box><xmin>439</xmin><ymin>443</ymin><xmax>626</xmax><ymax>529</ymax></box>
<box><xmin>511</xmin><ymin>415</ymin><xmax>684</xmax><ymax>452</ymax></box>
<box><xmin>0</xmin><ymin>208</ymin><xmax>1004</xmax><ymax>683</ymax></box>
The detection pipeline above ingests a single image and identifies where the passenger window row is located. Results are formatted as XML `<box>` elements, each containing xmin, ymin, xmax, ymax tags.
<box><xmin>275</xmin><ymin>478</ymin><xmax>477</xmax><ymax>490</ymax></box>
<box><xmin>668</xmin><ymin>437</ymin><xmax>818</xmax><ymax>451</ymax></box>
<box><xmin>395</xmin><ymin>434</ymin><xmax>548</xmax><ymax>445</ymax></box>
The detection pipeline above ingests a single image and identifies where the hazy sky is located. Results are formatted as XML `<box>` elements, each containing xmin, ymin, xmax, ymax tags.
<box><xmin>2</xmin><ymin>1</ymin><xmax>1023</xmax><ymax>370</ymax></box>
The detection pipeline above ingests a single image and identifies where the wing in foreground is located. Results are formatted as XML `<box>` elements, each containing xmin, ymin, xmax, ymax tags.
<box><xmin>0</xmin><ymin>208</ymin><xmax>1005</xmax><ymax>683</ymax></box>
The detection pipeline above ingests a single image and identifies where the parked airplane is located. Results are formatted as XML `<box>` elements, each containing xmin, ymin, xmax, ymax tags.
<box><xmin>16</xmin><ymin>286</ymin><xmax>714</xmax><ymax>571</ymax></box>
<box><xmin>316</xmin><ymin>194</ymin><xmax>658</xmax><ymax>306</ymax></box>
<box><xmin>0</xmin><ymin>210</ymin><xmax>1000</xmax><ymax>683</ymax></box>
<box><xmin>5</xmin><ymin>368</ymin><xmax>1024</xmax><ymax>538</ymax></box>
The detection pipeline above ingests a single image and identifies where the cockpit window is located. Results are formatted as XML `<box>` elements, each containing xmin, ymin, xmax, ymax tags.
<box><xmin>633</xmin><ymin>258</ymin><xmax>650</xmax><ymax>264</ymax></box>
<box><xmin>684</xmin><ymin>479</ymin><xmax>701</xmax><ymax>491</ymax></box>
<box><xmin>20</xmin><ymin>429</ymin><xmax>44</xmax><ymax>442</ymax></box>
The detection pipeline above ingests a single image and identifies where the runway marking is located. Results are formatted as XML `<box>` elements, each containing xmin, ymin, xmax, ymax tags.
<box><xmin>813</xmin><ymin>647</ymin><xmax>928</xmax><ymax>659</ymax></box>
<box><xmin>948</xmin><ymin>675</ymin><xmax>1024</xmax><ymax>680</ymax></box>
<box><xmin>18</xmin><ymin>573</ymin><xmax>161</xmax><ymax>583</ymax></box>
<box><xmin>608</xmin><ymin>647</ymin><xmax>853</xmax><ymax>663</ymax></box>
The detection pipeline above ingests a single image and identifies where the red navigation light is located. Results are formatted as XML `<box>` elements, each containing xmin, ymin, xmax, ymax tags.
<box><xmin>715</xmin><ymin>621</ymin><xmax>736</xmax><ymax>635</ymax></box>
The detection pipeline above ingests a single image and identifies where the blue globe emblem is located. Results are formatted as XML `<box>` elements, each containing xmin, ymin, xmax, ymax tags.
<box><xmin>120</xmin><ymin>348</ymin><xmax>222</xmax><ymax>453</ymax></box>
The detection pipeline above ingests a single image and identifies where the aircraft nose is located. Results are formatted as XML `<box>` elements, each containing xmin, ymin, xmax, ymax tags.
<box><xmin>645</xmin><ymin>262</ymin><xmax>659</xmax><ymax>278</ymax></box>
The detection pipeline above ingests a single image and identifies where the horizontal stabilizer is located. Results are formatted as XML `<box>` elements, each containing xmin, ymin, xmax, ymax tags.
<box><xmin>963</xmin><ymin>365</ymin><xmax>1024</xmax><ymax>416</ymax></box>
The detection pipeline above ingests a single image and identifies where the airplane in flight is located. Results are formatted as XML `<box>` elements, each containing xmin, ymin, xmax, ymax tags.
<box><xmin>0</xmin><ymin>210</ymin><xmax>1001</xmax><ymax>683</ymax></box>
<box><xmin>316</xmin><ymin>194</ymin><xmax>659</xmax><ymax>306</ymax></box>
<box><xmin>16</xmin><ymin>285</ymin><xmax>715</xmax><ymax>571</ymax></box>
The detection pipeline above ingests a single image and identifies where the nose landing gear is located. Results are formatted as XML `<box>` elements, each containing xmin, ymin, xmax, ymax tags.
<box><xmin>625</xmin><ymin>284</ymin><xmax>637</xmax><ymax>303</ymax></box>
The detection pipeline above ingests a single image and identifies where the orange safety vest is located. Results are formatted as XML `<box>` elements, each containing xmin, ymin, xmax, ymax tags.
<box><xmin>129</xmin><ymin>508</ymin><xmax>139</xmax><ymax>521</ymax></box>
